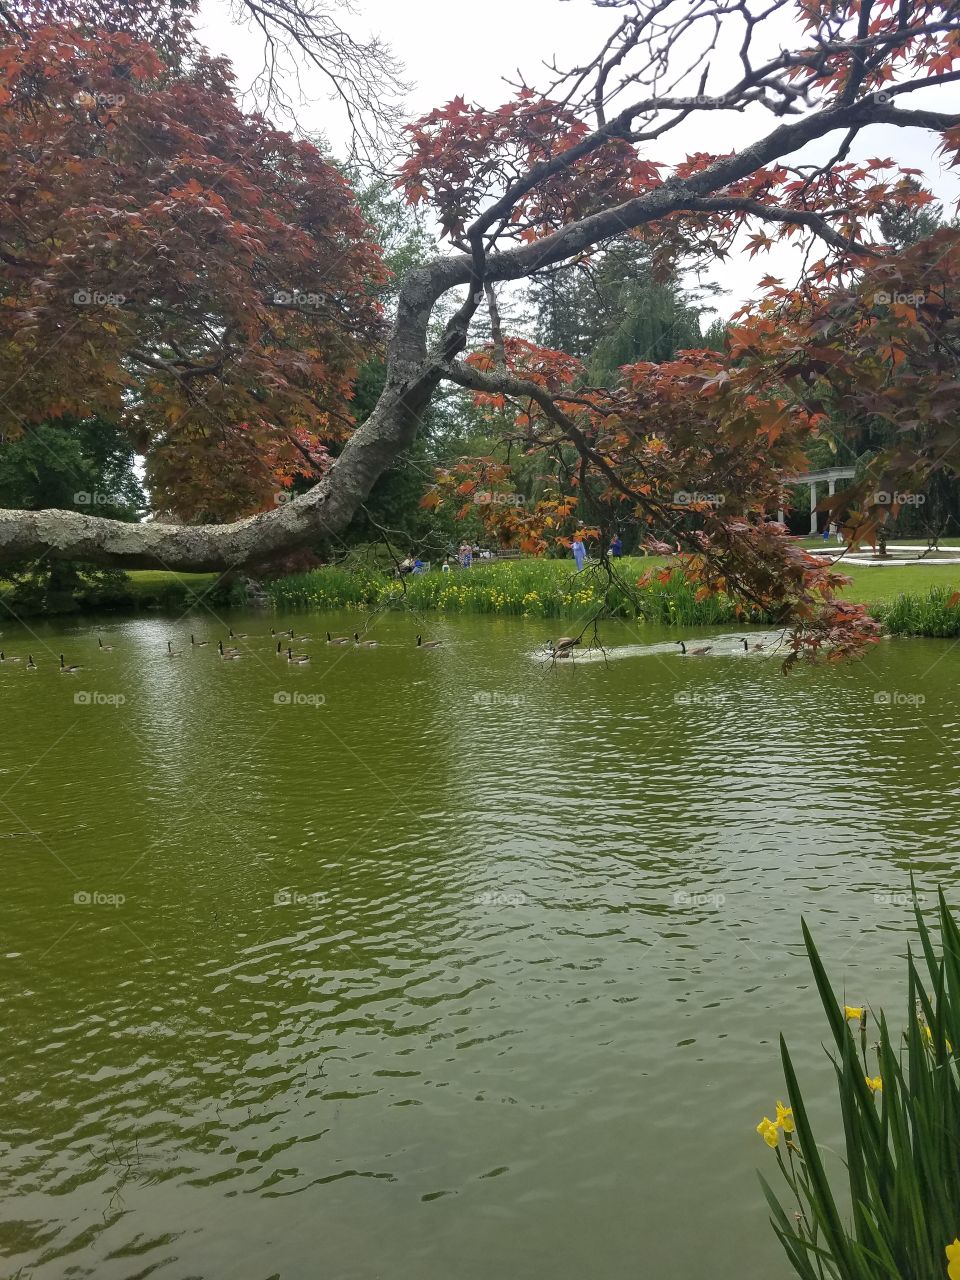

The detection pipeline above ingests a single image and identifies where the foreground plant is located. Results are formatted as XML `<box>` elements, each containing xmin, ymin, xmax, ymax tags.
<box><xmin>761</xmin><ymin>891</ymin><xmax>960</xmax><ymax>1279</ymax></box>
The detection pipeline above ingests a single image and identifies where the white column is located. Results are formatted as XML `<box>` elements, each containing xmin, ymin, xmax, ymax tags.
<box><xmin>777</xmin><ymin>507</ymin><xmax>785</xmax><ymax>525</ymax></box>
<box><xmin>809</xmin><ymin>482</ymin><xmax>818</xmax><ymax>534</ymax></box>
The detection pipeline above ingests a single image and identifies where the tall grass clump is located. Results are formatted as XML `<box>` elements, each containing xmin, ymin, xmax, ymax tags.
<box><xmin>759</xmin><ymin>889</ymin><xmax>960</xmax><ymax>1280</ymax></box>
<box><xmin>873</xmin><ymin>586</ymin><xmax>960</xmax><ymax>637</ymax></box>
<box><xmin>265</xmin><ymin>558</ymin><xmax>770</xmax><ymax>626</ymax></box>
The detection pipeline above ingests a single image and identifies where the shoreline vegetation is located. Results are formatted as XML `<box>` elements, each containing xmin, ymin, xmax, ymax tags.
<box><xmin>3</xmin><ymin>557</ymin><xmax>960</xmax><ymax>637</ymax></box>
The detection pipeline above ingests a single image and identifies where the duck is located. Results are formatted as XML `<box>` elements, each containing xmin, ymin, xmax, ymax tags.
<box><xmin>0</xmin><ymin>651</ymin><xmax>21</xmax><ymax>663</ymax></box>
<box><xmin>677</xmin><ymin>641</ymin><xmax>712</xmax><ymax>656</ymax></box>
<box><xmin>25</xmin><ymin>654</ymin><xmax>36</xmax><ymax>671</ymax></box>
<box><xmin>287</xmin><ymin>646</ymin><xmax>310</xmax><ymax>665</ymax></box>
<box><xmin>326</xmin><ymin>631</ymin><xmax>350</xmax><ymax>645</ymax></box>
<box><xmin>98</xmin><ymin>635</ymin><xmax>113</xmax><ymax>652</ymax></box>
<box><xmin>166</xmin><ymin>640</ymin><xmax>182</xmax><ymax>658</ymax></box>
<box><xmin>190</xmin><ymin>634</ymin><xmax>208</xmax><ymax>648</ymax></box>
<box><xmin>218</xmin><ymin>640</ymin><xmax>241</xmax><ymax>661</ymax></box>
<box><xmin>550</xmin><ymin>636</ymin><xmax>580</xmax><ymax>653</ymax></box>
<box><xmin>354</xmin><ymin>633</ymin><xmax>378</xmax><ymax>648</ymax></box>
<box><xmin>59</xmin><ymin>654</ymin><xmax>81</xmax><ymax>674</ymax></box>
<box><xmin>416</xmin><ymin>635</ymin><xmax>441</xmax><ymax>649</ymax></box>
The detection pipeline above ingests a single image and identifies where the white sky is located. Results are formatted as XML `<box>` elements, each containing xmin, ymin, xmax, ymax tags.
<box><xmin>198</xmin><ymin>0</ymin><xmax>959</xmax><ymax>318</ymax></box>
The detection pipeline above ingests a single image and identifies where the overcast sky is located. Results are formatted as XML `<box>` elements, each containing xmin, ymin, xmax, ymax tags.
<box><xmin>198</xmin><ymin>0</ymin><xmax>958</xmax><ymax>318</ymax></box>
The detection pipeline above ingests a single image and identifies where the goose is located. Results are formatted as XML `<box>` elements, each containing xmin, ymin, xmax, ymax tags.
<box><xmin>0</xmin><ymin>651</ymin><xmax>21</xmax><ymax>663</ymax></box>
<box><xmin>677</xmin><ymin>641</ymin><xmax>712</xmax><ymax>656</ymax></box>
<box><xmin>740</xmin><ymin>637</ymin><xmax>765</xmax><ymax>652</ymax></box>
<box><xmin>326</xmin><ymin>631</ymin><xmax>350</xmax><ymax>646</ymax></box>
<box><xmin>550</xmin><ymin>636</ymin><xmax>580</xmax><ymax>653</ymax></box>
<box><xmin>286</xmin><ymin>646</ymin><xmax>310</xmax><ymax>665</ymax></box>
<box><xmin>26</xmin><ymin>654</ymin><xmax>36</xmax><ymax>671</ymax></box>
<box><xmin>228</xmin><ymin>627</ymin><xmax>247</xmax><ymax>641</ymax></box>
<box><xmin>554</xmin><ymin>648</ymin><xmax>575</xmax><ymax>659</ymax></box>
<box><xmin>190</xmin><ymin>635</ymin><xmax>208</xmax><ymax>648</ymax></box>
<box><xmin>59</xmin><ymin>654</ymin><xmax>81</xmax><ymax>673</ymax></box>
<box><xmin>276</xmin><ymin>640</ymin><xmax>284</xmax><ymax>655</ymax></box>
<box><xmin>98</xmin><ymin>635</ymin><xmax>113</xmax><ymax>652</ymax></box>
<box><xmin>416</xmin><ymin>635</ymin><xmax>442</xmax><ymax>649</ymax></box>
<box><xmin>166</xmin><ymin>640</ymin><xmax>182</xmax><ymax>658</ymax></box>
<box><xmin>218</xmin><ymin>640</ymin><xmax>241</xmax><ymax>661</ymax></box>
<box><xmin>354</xmin><ymin>633</ymin><xmax>378</xmax><ymax>648</ymax></box>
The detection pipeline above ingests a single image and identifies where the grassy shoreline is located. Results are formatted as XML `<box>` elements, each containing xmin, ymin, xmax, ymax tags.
<box><xmin>4</xmin><ymin>556</ymin><xmax>960</xmax><ymax>634</ymax></box>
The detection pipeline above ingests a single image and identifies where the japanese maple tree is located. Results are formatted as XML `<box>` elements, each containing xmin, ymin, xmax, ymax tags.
<box><xmin>0</xmin><ymin>1</ymin><xmax>386</xmax><ymax>519</ymax></box>
<box><xmin>0</xmin><ymin>0</ymin><xmax>958</xmax><ymax>658</ymax></box>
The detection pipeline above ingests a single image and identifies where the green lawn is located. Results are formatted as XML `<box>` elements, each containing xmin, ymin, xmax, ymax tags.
<box><xmin>121</xmin><ymin>558</ymin><xmax>960</xmax><ymax>611</ymax></box>
<box><xmin>125</xmin><ymin>570</ymin><xmax>220</xmax><ymax>598</ymax></box>
<box><xmin>838</xmin><ymin>562</ymin><xmax>960</xmax><ymax>605</ymax></box>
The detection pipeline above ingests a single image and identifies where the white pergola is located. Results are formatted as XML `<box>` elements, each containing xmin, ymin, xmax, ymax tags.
<box><xmin>780</xmin><ymin>467</ymin><xmax>856</xmax><ymax>534</ymax></box>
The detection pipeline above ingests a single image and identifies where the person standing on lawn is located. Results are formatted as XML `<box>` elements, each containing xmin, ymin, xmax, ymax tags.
<box><xmin>572</xmin><ymin>532</ymin><xmax>587</xmax><ymax>572</ymax></box>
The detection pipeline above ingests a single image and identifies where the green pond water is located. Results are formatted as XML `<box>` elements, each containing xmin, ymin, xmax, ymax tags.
<box><xmin>0</xmin><ymin>607</ymin><xmax>956</xmax><ymax>1280</ymax></box>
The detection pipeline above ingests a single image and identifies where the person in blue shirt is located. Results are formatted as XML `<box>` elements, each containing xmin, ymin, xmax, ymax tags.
<box><xmin>572</xmin><ymin>533</ymin><xmax>586</xmax><ymax>571</ymax></box>
<box><xmin>609</xmin><ymin>533</ymin><xmax>623</xmax><ymax>558</ymax></box>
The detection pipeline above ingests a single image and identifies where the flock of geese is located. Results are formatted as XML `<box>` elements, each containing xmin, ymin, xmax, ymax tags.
<box><xmin>547</xmin><ymin>635</ymin><xmax>767</xmax><ymax>659</ymax></box>
<box><xmin>675</xmin><ymin>638</ymin><xmax>766</xmax><ymax>657</ymax></box>
<box><xmin>0</xmin><ymin>627</ymin><xmax>445</xmax><ymax>673</ymax></box>
<box><xmin>0</xmin><ymin>629</ymin><xmax>768</xmax><ymax>672</ymax></box>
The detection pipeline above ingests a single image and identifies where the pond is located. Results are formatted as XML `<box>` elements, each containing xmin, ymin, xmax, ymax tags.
<box><xmin>0</xmin><ymin>608</ymin><xmax>956</xmax><ymax>1280</ymax></box>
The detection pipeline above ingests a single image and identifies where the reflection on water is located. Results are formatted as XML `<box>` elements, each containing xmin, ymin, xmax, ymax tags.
<box><xmin>0</xmin><ymin>610</ymin><xmax>957</xmax><ymax>1279</ymax></box>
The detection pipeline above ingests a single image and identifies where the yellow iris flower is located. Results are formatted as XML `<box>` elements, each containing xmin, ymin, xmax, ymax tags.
<box><xmin>946</xmin><ymin>1238</ymin><xmax>960</xmax><ymax>1280</ymax></box>
<box><xmin>775</xmin><ymin>1101</ymin><xmax>794</xmax><ymax>1133</ymax></box>
<box><xmin>844</xmin><ymin>1005</ymin><xmax>864</xmax><ymax>1021</ymax></box>
<box><xmin>756</xmin><ymin>1117</ymin><xmax>779</xmax><ymax>1148</ymax></box>
<box><xmin>865</xmin><ymin>1076</ymin><xmax>882</xmax><ymax>1093</ymax></box>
